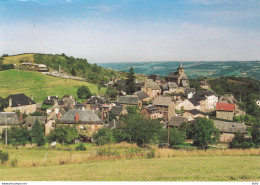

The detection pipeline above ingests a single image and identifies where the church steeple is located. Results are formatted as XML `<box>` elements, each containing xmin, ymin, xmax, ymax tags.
<box><xmin>177</xmin><ymin>61</ymin><xmax>184</xmax><ymax>74</ymax></box>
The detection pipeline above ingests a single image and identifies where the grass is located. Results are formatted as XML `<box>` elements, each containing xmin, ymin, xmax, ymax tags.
<box><xmin>0</xmin><ymin>69</ymin><xmax>107</xmax><ymax>102</ymax></box>
<box><xmin>3</xmin><ymin>54</ymin><xmax>35</xmax><ymax>65</ymax></box>
<box><xmin>0</xmin><ymin>144</ymin><xmax>259</xmax><ymax>181</ymax></box>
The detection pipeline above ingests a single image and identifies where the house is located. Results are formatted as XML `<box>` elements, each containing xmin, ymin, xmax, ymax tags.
<box><xmin>182</xmin><ymin>109</ymin><xmax>208</xmax><ymax>121</ymax></box>
<box><xmin>165</xmin><ymin>62</ymin><xmax>190</xmax><ymax>91</ymax></box>
<box><xmin>168</xmin><ymin>116</ymin><xmax>188</xmax><ymax>127</ymax></box>
<box><xmin>85</xmin><ymin>96</ymin><xmax>105</xmax><ymax>110</ymax></box>
<box><xmin>175</xmin><ymin>98</ymin><xmax>200</xmax><ymax>111</ymax></box>
<box><xmin>193</xmin><ymin>91</ymin><xmax>218</xmax><ymax>111</ymax></box>
<box><xmin>43</xmin><ymin>96</ymin><xmax>63</xmax><ymax>106</ymax></box>
<box><xmin>141</xmin><ymin>79</ymin><xmax>161</xmax><ymax>99</ymax></box>
<box><xmin>118</xmin><ymin>95</ymin><xmax>142</xmax><ymax>109</ymax></box>
<box><xmin>161</xmin><ymin>82</ymin><xmax>178</xmax><ymax>95</ymax></box>
<box><xmin>198</xmin><ymin>80</ymin><xmax>210</xmax><ymax>90</ymax></box>
<box><xmin>59</xmin><ymin>109</ymin><xmax>104</xmax><ymax>140</ymax></box>
<box><xmin>185</xmin><ymin>88</ymin><xmax>196</xmax><ymax>99</ymax></box>
<box><xmin>109</xmin><ymin>106</ymin><xmax>128</xmax><ymax>120</ymax></box>
<box><xmin>141</xmin><ymin>105</ymin><xmax>163</xmax><ymax>119</ymax></box>
<box><xmin>5</xmin><ymin>94</ymin><xmax>36</xmax><ymax>114</ymax></box>
<box><xmin>214</xmin><ymin>120</ymin><xmax>246</xmax><ymax>143</ymax></box>
<box><xmin>172</xmin><ymin>93</ymin><xmax>182</xmax><ymax>103</ymax></box>
<box><xmin>148</xmin><ymin>74</ymin><xmax>162</xmax><ymax>85</ymax></box>
<box><xmin>134</xmin><ymin>91</ymin><xmax>150</xmax><ymax>104</ymax></box>
<box><xmin>0</xmin><ymin>112</ymin><xmax>22</xmax><ymax>133</ymax></box>
<box><xmin>216</xmin><ymin>103</ymin><xmax>236</xmax><ymax>120</ymax></box>
<box><xmin>153</xmin><ymin>96</ymin><xmax>175</xmax><ymax>121</ymax></box>
<box><xmin>35</xmin><ymin>64</ymin><xmax>49</xmax><ymax>72</ymax></box>
<box><xmin>25</xmin><ymin>116</ymin><xmax>47</xmax><ymax>130</ymax></box>
<box><xmin>192</xmin><ymin>92</ymin><xmax>207</xmax><ymax>112</ymax></box>
<box><xmin>61</xmin><ymin>95</ymin><xmax>76</xmax><ymax>107</ymax></box>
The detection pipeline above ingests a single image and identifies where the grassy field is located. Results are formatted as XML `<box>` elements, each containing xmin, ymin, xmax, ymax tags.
<box><xmin>0</xmin><ymin>144</ymin><xmax>259</xmax><ymax>181</ymax></box>
<box><xmin>0</xmin><ymin>69</ymin><xmax>106</xmax><ymax>102</ymax></box>
<box><xmin>2</xmin><ymin>54</ymin><xmax>35</xmax><ymax>65</ymax></box>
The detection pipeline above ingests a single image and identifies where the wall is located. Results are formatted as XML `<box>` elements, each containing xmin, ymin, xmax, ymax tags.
<box><xmin>216</xmin><ymin>111</ymin><xmax>234</xmax><ymax>120</ymax></box>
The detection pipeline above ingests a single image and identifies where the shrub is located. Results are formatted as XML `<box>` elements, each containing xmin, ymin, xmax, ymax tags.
<box><xmin>0</xmin><ymin>150</ymin><xmax>9</xmax><ymax>164</ymax></box>
<box><xmin>93</xmin><ymin>128</ymin><xmax>115</xmax><ymax>145</ymax></box>
<box><xmin>147</xmin><ymin>150</ymin><xmax>155</xmax><ymax>158</ymax></box>
<box><xmin>75</xmin><ymin>143</ymin><xmax>86</xmax><ymax>151</ymax></box>
<box><xmin>10</xmin><ymin>158</ymin><xmax>18</xmax><ymax>167</ymax></box>
<box><xmin>229</xmin><ymin>133</ymin><xmax>255</xmax><ymax>149</ymax></box>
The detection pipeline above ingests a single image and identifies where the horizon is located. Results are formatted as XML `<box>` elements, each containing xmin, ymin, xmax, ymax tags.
<box><xmin>1</xmin><ymin>0</ymin><xmax>260</xmax><ymax>63</ymax></box>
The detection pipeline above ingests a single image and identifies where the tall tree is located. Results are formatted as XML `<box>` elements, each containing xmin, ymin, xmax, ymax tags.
<box><xmin>77</xmin><ymin>85</ymin><xmax>92</xmax><ymax>100</ymax></box>
<box><xmin>31</xmin><ymin>119</ymin><xmax>45</xmax><ymax>147</ymax></box>
<box><xmin>0</xmin><ymin>97</ymin><xmax>8</xmax><ymax>112</ymax></box>
<box><xmin>192</xmin><ymin>118</ymin><xmax>220</xmax><ymax>150</ymax></box>
<box><xmin>126</xmin><ymin>66</ymin><xmax>136</xmax><ymax>95</ymax></box>
<box><xmin>71</xmin><ymin>67</ymin><xmax>76</xmax><ymax>76</ymax></box>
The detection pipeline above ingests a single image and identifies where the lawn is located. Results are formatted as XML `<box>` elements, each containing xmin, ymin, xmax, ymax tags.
<box><xmin>0</xmin><ymin>69</ymin><xmax>106</xmax><ymax>102</ymax></box>
<box><xmin>2</xmin><ymin>54</ymin><xmax>35</xmax><ymax>65</ymax></box>
<box><xmin>0</xmin><ymin>145</ymin><xmax>259</xmax><ymax>181</ymax></box>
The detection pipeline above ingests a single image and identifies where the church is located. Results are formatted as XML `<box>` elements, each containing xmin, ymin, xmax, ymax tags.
<box><xmin>165</xmin><ymin>62</ymin><xmax>190</xmax><ymax>88</ymax></box>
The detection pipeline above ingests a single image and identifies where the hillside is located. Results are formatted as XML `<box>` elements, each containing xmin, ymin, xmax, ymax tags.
<box><xmin>0</xmin><ymin>69</ymin><xmax>106</xmax><ymax>103</ymax></box>
<box><xmin>2</xmin><ymin>53</ymin><xmax>124</xmax><ymax>84</ymax></box>
<box><xmin>99</xmin><ymin>61</ymin><xmax>260</xmax><ymax>80</ymax></box>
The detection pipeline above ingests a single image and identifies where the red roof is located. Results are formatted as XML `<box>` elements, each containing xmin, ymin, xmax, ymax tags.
<box><xmin>216</xmin><ymin>103</ymin><xmax>235</xmax><ymax>112</ymax></box>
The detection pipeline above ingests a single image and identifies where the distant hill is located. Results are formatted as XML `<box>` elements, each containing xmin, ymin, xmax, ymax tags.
<box><xmin>98</xmin><ymin>61</ymin><xmax>260</xmax><ymax>80</ymax></box>
<box><xmin>0</xmin><ymin>69</ymin><xmax>106</xmax><ymax>102</ymax></box>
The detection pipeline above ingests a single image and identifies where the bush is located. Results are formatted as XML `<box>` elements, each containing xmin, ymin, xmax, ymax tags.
<box><xmin>93</xmin><ymin>129</ymin><xmax>115</xmax><ymax>145</ymax></box>
<box><xmin>147</xmin><ymin>150</ymin><xmax>155</xmax><ymax>158</ymax></box>
<box><xmin>10</xmin><ymin>158</ymin><xmax>18</xmax><ymax>167</ymax></box>
<box><xmin>229</xmin><ymin>133</ymin><xmax>255</xmax><ymax>149</ymax></box>
<box><xmin>0</xmin><ymin>150</ymin><xmax>9</xmax><ymax>164</ymax></box>
<box><xmin>75</xmin><ymin>143</ymin><xmax>86</xmax><ymax>151</ymax></box>
<box><xmin>159</xmin><ymin>128</ymin><xmax>186</xmax><ymax>146</ymax></box>
<box><xmin>77</xmin><ymin>85</ymin><xmax>92</xmax><ymax>100</ymax></box>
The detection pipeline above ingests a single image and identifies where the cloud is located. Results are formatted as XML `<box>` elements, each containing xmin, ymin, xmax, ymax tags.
<box><xmin>187</xmin><ymin>0</ymin><xmax>230</xmax><ymax>4</ymax></box>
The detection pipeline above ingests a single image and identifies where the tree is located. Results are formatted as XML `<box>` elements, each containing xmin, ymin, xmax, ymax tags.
<box><xmin>251</xmin><ymin>121</ymin><xmax>260</xmax><ymax>146</ymax></box>
<box><xmin>159</xmin><ymin>128</ymin><xmax>186</xmax><ymax>146</ymax></box>
<box><xmin>47</xmin><ymin>125</ymin><xmax>79</xmax><ymax>145</ymax></box>
<box><xmin>229</xmin><ymin>133</ymin><xmax>255</xmax><ymax>149</ymax></box>
<box><xmin>126</xmin><ymin>66</ymin><xmax>136</xmax><ymax>95</ymax></box>
<box><xmin>0</xmin><ymin>97</ymin><xmax>8</xmax><ymax>112</ymax></box>
<box><xmin>0</xmin><ymin>150</ymin><xmax>9</xmax><ymax>164</ymax></box>
<box><xmin>118</xmin><ymin>113</ymin><xmax>162</xmax><ymax>146</ymax></box>
<box><xmin>1</xmin><ymin>126</ymin><xmax>30</xmax><ymax>146</ymax></box>
<box><xmin>93</xmin><ymin>128</ymin><xmax>115</xmax><ymax>145</ymax></box>
<box><xmin>106</xmin><ymin>88</ymin><xmax>118</xmax><ymax>100</ymax></box>
<box><xmin>71</xmin><ymin>67</ymin><xmax>76</xmax><ymax>76</ymax></box>
<box><xmin>192</xmin><ymin>118</ymin><xmax>220</xmax><ymax>150</ymax></box>
<box><xmin>77</xmin><ymin>85</ymin><xmax>92</xmax><ymax>100</ymax></box>
<box><xmin>31</xmin><ymin>119</ymin><xmax>45</xmax><ymax>147</ymax></box>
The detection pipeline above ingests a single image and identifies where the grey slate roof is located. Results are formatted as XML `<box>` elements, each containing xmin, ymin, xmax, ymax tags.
<box><xmin>59</xmin><ymin>109</ymin><xmax>103</xmax><ymax>124</ymax></box>
<box><xmin>153</xmin><ymin>96</ymin><xmax>173</xmax><ymax>107</ymax></box>
<box><xmin>145</xmin><ymin>80</ymin><xmax>161</xmax><ymax>90</ymax></box>
<box><xmin>148</xmin><ymin>75</ymin><xmax>161</xmax><ymax>81</ymax></box>
<box><xmin>214</xmin><ymin>120</ymin><xmax>246</xmax><ymax>133</ymax></box>
<box><xmin>193</xmin><ymin>92</ymin><xmax>207</xmax><ymax>101</ymax></box>
<box><xmin>145</xmin><ymin>105</ymin><xmax>158</xmax><ymax>114</ymax></box>
<box><xmin>86</xmin><ymin>96</ymin><xmax>104</xmax><ymax>105</ymax></box>
<box><xmin>188</xmin><ymin>109</ymin><xmax>207</xmax><ymax>116</ymax></box>
<box><xmin>185</xmin><ymin>88</ymin><xmax>196</xmax><ymax>94</ymax></box>
<box><xmin>118</xmin><ymin>96</ymin><xmax>140</xmax><ymax>105</ymax></box>
<box><xmin>5</xmin><ymin>94</ymin><xmax>36</xmax><ymax>107</ymax></box>
<box><xmin>110</xmin><ymin>106</ymin><xmax>124</xmax><ymax>116</ymax></box>
<box><xmin>188</xmin><ymin>98</ymin><xmax>200</xmax><ymax>106</ymax></box>
<box><xmin>0</xmin><ymin>112</ymin><xmax>21</xmax><ymax>125</ymax></box>
<box><xmin>134</xmin><ymin>91</ymin><xmax>149</xmax><ymax>100</ymax></box>
<box><xmin>168</xmin><ymin>116</ymin><xmax>188</xmax><ymax>127</ymax></box>
<box><xmin>25</xmin><ymin>116</ymin><xmax>47</xmax><ymax>126</ymax></box>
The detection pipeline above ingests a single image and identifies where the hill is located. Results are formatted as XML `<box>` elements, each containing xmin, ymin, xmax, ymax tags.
<box><xmin>2</xmin><ymin>53</ymin><xmax>124</xmax><ymax>84</ymax></box>
<box><xmin>0</xmin><ymin>69</ymin><xmax>106</xmax><ymax>103</ymax></box>
<box><xmin>99</xmin><ymin>61</ymin><xmax>260</xmax><ymax>80</ymax></box>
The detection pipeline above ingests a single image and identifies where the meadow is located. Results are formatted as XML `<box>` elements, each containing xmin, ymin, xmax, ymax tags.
<box><xmin>0</xmin><ymin>69</ymin><xmax>106</xmax><ymax>102</ymax></box>
<box><xmin>0</xmin><ymin>143</ymin><xmax>259</xmax><ymax>181</ymax></box>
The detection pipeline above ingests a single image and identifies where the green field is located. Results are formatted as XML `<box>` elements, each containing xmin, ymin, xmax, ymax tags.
<box><xmin>0</xmin><ymin>69</ymin><xmax>106</xmax><ymax>102</ymax></box>
<box><xmin>0</xmin><ymin>145</ymin><xmax>259</xmax><ymax>181</ymax></box>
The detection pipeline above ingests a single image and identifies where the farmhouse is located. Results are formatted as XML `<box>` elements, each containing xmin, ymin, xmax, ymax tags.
<box><xmin>214</xmin><ymin>120</ymin><xmax>246</xmax><ymax>143</ymax></box>
<box><xmin>4</xmin><ymin>94</ymin><xmax>36</xmax><ymax>114</ymax></box>
<box><xmin>109</xmin><ymin>106</ymin><xmax>128</xmax><ymax>120</ymax></box>
<box><xmin>182</xmin><ymin>109</ymin><xmax>208</xmax><ymax>121</ymax></box>
<box><xmin>141</xmin><ymin>105</ymin><xmax>163</xmax><ymax>119</ymax></box>
<box><xmin>141</xmin><ymin>79</ymin><xmax>161</xmax><ymax>99</ymax></box>
<box><xmin>153</xmin><ymin>96</ymin><xmax>175</xmax><ymax>121</ymax></box>
<box><xmin>118</xmin><ymin>95</ymin><xmax>142</xmax><ymax>109</ymax></box>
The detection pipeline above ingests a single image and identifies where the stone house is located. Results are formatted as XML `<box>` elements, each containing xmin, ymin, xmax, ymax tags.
<box><xmin>25</xmin><ymin>116</ymin><xmax>47</xmax><ymax>130</ymax></box>
<box><xmin>185</xmin><ymin>88</ymin><xmax>196</xmax><ymax>99</ymax></box>
<box><xmin>182</xmin><ymin>109</ymin><xmax>208</xmax><ymax>121</ymax></box>
<box><xmin>85</xmin><ymin>96</ymin><xmax>105</xmax><ymax>110</ymax></box>
<box><xmin>141</xmin><ymin>105</ymin><xmax>163</xmax><ymax>119</ymax></box>
<box><xmin>153</xmin><ymin>96</ymin><xmax>175</xmax><ymax>121</ymax></box>
<box><xmin>216</xmin><ymin>103</ymin><xmax>236</xmax><ymax>120</ymax></box>
<box><xmin>168</xmin><ymin>116</ymin><xmax>188</xmax><ymax>127</ymax></box>
<box><xmin>148</xmin><ymin>74</ymin><xmax>162</xmax><ymax>85</ymax></box>
<box><xmin>198</xmin><ymin>80</ymin><xmax>210</xmax><ymax>90</ymax></box>
<box><xmin>214</xmin><ymin>120</ymin><xmax>246</xmax><ymax>143</ymax></box>
<box><xmin>134</xmin><ymin>91</ymin><xmax>150</xmax><ymax>105</ymax></box>
<box><xmin>118</xmin><ymin>95</ymin><xmax>142</xmax><ymax>109</ymax></box>
<box><xmin>58</xmin><ymin>109</ymin><xmax>104</xmax><ymax>140</ymax></box>
<box><xmin>0</xmin><ymin>112</ymin><xmax>22</xmax><ymax>134</ymax></box>
<box><xmin>109</xmin><ymin>106</ymin><xmax>128</xmax><ymax>120</ymax></box>
<box><xmin>175</xmin><ymin>98</ymin><xmax>200</xmax><ymax>111</ymax></box>
<box><xmin>141</xmin><ymin>79</ymin><xmax>161</xmax><ymax>99</ymax></box>
<box><xmin>193</xmin><ymin>91</ymin><xmax>218</xmax><ymax>111</ymax></box>
<box><xmin>4</xmin><ymin>94</ymin><xmax>36</xmax><ymax>114</ymax></box>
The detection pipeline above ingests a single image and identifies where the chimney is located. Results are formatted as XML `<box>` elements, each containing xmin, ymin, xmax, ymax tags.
<box><xmin>54</xmin><ymin>100</ymin><xmax>58</xmax><ymax>107</ymax></box>
<box><xmin>55</xmin><ymin>107</ymin><xmax>59</xmax><ymax>114</ymax></box>
<box><xmin>31</xmin><ymin>95</ymin><xmax>33</xmax><ymax>101</ymax></box>
<box><xmin>9</xmin><ymin>98</ymin><xmax>12</xmax><ymax>107</ymax></box>
<box><xmin>48</xmin><ymin>96</ymin><xmax>50</xmax><ymax>100</ymax></box>
<box><xmin>75</xmin><ymin>112</ymin><xmax>79</xmax><ymax>122</ymax></box>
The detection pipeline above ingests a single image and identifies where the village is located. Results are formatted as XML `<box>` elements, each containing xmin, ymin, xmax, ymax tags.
<box><xmin>0</xmin><ymin>62</ymin><xmax>250</xmax><ymax>145</ymax></box>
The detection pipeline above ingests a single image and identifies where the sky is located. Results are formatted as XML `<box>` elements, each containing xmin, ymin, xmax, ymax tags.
<box><xmin>0</xmin><ymin>0</ymin><xmax>260</xmax><ymax>63</ymax></box>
